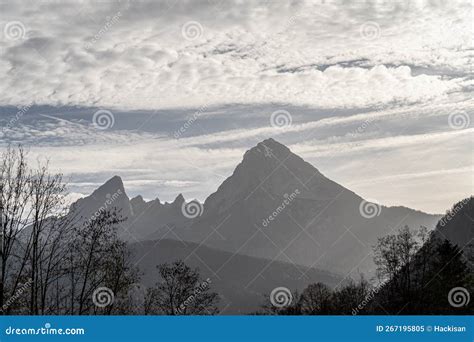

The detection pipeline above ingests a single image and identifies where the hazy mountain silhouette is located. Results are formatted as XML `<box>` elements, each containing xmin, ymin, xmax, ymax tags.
<box><xmin>176</xmin><ymin>138</ymin><xmax>440</xmax><ymax>275</ymax></box>
<box><xmin>70</xmin><ymin>138</ymin><xmax>441</xmax><ymax>275</ymax></box>
<box><xmin>130</xmin><ymin>238</ymin><xmax>342</xmax><ymax>314</ymax></box>
<box><xmin>434</xmin><ymin>197</ymin><xmax>474</xmax><ymax>259</ymax></box>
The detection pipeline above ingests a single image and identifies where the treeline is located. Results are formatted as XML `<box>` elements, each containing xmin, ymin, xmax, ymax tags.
<box><xmin>1</xmin><ymin>145</ymin><xmax>471</xmax><ymax>315</ymax></box>
<box><xmin>261</xmin><ymin>221</ymin><xmax>473</xmax><ymax>315</ymax></box>
<box><xmin>0</xmin><ymin>146</ymin><xmax>219</xmax><ymax>315</ymax></box>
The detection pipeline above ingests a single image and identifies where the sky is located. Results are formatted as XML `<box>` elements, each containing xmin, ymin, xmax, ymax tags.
<box><xmin>0</xmin><ymin>0</ymin><xmax>472</xmax><ymax>214</ymax></box>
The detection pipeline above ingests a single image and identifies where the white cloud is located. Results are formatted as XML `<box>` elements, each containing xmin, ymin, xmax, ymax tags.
<box><xmin>11</xmin><ymin>103</ymin><xmax>471</xmax><ymax>213</ymax></box>
<box><xmin>0</xmin><ymin>0</ymin><xmax>471</xmax><ymax>214</ymax></box>
<box><xmin>0</xmin><ymin>0</ymin><xmax>471</xmax><ymax>109</ymax></box>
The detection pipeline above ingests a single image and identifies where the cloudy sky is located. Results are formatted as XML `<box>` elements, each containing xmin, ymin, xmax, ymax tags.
<box><xmin>0</xmin><ymin>0</ymin><xmax>472</xmax><ymax>213</ymax></box>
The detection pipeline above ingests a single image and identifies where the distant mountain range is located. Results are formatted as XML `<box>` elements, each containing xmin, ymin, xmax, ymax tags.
<box><xmin>71</xmin><ymin>138</ymin><xmax>442</xmax><ymax>280</ymax></box>
<box><xmin>130</xmin><ymin>238</ymin><xmax>342</xmax><ymax>314</ymax></box>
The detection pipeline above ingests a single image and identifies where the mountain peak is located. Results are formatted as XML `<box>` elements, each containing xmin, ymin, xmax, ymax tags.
<box><xmin>258</xmin><ymin>137</ymin><xmax>283</xmax><ymax>147</ymax></box>
<box><xmin>204</xmin><ymin>138</ymin><xmax>327</xmax><ymax>212</ymax></box>
<box><xmin>70</xmin><ymin>175</ymin><xmax>131</xmax><ymax>220</ymax></box>
<box><xmin>106</xmin><ymin>175</ymin><xmax>124</xmax><ymax>186</ymax></box>
<box><xmin>257</xmin><ymin>137</ymin><xmax>289</xmax><ymax>151</ymax></box>
<box><xmin>244</xmin><ymin>138</ymin><xmax>291</xmax><ymax>162</ymax></box>
<box><xmin>130</xmin><ymin>195</ymin><xmax>146</xmax><ymax>205</ymax></box>
<box><xmin>172</xmin><ymin>193</ymin><xmax>185</xmax><ymax>206</ymax></box>
<box><xmin>92</xmin><ymin>175</ymin><xmax>125</xmax><ymax>197</ymax></box>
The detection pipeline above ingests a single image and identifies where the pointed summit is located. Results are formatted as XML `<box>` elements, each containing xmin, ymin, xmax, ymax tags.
<box><xmin>92</xmin><ymin>175</ymin><xmax>125</xmax><ymax>198</ymax></box>
<box><xmin>258</xmin><ymin>138</ymin><xmax>290</xmax><ymax>151</ymax></box>
<box><xmin>131</xmin><ymin>195</ymin><xmax>145</xmax><ymax>205</ymax></box>
<box><xmin>204</xmin><ymin>138</ymin><xmax>329</xmax><ymax>213</ymax></box>
<box><xmin>190</xmin><ymin>139</ymin><xmax>442</xmax><ymax>276</ymax></box>
<box><xmin>243</xmin><ymin>138</ymin><xmax>291</xmax><ymax>162</ymax></box>
<box><xmin>172</xmin><ymin>193</ymin><xmax>185</xmax><ymax>206</ymax></box>
<box><xmin>70</xmin><ymin>175</ymin><xmax>131</xmax><ymax>222</ymax></box>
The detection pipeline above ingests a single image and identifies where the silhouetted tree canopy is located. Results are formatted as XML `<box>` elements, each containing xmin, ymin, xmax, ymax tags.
<box><xmin>144</xmin><ymin>260</ymin><xmax>219</xmax><ymax>315</ymax></box>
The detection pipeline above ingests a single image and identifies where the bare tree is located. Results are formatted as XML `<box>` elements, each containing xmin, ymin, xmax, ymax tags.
<box><xmin>66</xmin><ymin>210</ymin><xmax>139</xmax><ymax>315</ymax></box>
<box><xmin>0</xmin><ymin>146</ymin><xmax>32</xmax><ymax>313</ymax></box>
<box><xmin>1</xmin><ymin>145</ymin><xmax>139</xmax><ymax>315</ymax></box>
<box><xmin>373</xmin><ymin>225</ymin><xmax>420</xmax><ymax>304</ymax></box>
<box><xmin>332</xmin><ymin>277</ymin><xmax>371</xmax><ymax>314</ymax></box>
<box><xmin>145</xmin><ymin>260</ymin><xmax>219</xmax><ymax>315</ymax></box>
<box><xmin>28</xmin><ymin>163</ymin><xmax>71</xmax><ymax>315</ymax></box>
<box><xmin>298</xmin><ymin>282</ymin><xmax>333</xmax><ymax>314</ymax></box>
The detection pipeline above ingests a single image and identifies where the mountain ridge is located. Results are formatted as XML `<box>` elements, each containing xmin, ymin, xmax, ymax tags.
<box><xmin>131</xmin><ymin>238</ymin><xmax>343</xmax><ymax>314</ymax></box>
<box><xmin>70</xmin><ymin>138</ymin><xmax>442</xmax><ymax>276</ymax></box>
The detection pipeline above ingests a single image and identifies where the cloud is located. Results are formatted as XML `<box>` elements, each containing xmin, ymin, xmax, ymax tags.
<box><xmin>0</xmin><ymin>0</ymin><xmax>471</xmax><ymax>214</ymax></box>
<box><xmin>5</xmin><ymin>100</ymin><xmax>469</xmax><ymax>214</ymax></box>
<box><xmin>0</xmin><ymin>0</ymin><xmax>471</xmax><ymax>109</ymax></box>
